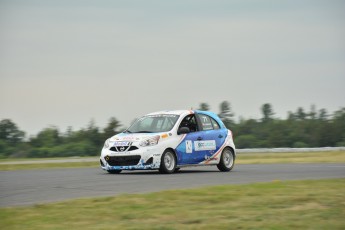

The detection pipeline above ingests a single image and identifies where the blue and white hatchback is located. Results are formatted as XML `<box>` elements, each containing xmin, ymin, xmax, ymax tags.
<box><xmin>100</xmin><ymin>110</ymin><xmax>236</xmax><ymax>174</ymax></box>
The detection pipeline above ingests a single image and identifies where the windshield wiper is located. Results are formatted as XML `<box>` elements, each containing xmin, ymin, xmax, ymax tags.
<box><xmin>123</xmin><ymin>130</ymin><xmax>132</xmax><ymax>133</ymax></box>
<box><xmin>136</xmin><ymin>131</ymin><xmax>153</xmax><ymax>133</ymax></box>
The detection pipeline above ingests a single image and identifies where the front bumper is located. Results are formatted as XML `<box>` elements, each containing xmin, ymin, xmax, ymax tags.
<box><xmin>100</xmin><ymin>147</ymin><xmax>162</xmax><ymax>171</ymax></box>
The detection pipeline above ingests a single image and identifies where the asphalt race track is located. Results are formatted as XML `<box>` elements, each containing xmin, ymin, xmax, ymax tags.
<box><xmin>1</xmin><ymin>163</ymin><xmax>344</xmax><ymax>207</ymax></box>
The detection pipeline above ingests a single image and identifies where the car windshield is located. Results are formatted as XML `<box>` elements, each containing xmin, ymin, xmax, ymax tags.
<box><xmin>126</xmin><ymin>114</ymin><xmax>179</xmax><ymax>133</ymax></box>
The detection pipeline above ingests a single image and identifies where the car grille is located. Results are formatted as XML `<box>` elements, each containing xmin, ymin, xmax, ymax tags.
<box><xmin>105</xmin><ymin>155</ymin><xmax>141</xmax><ymax>166</ymax></box>
<box><xmin>109</xmin><ymin>146</ymin><xmax>139</xmax><ymax>152</ymax></box>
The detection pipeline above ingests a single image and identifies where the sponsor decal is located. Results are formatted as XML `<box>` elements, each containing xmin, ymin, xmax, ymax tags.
<box><xmin>122</xmin><ymin>136</ymin><xmax>136</xmax><ymax>141</ymax></box>
<box><xmin>186</xmin><ymin>140</ymin><xmax>193</xmax><ymax>153</ymax></box>
<box><xmin>113</xmin><ymin>141</ymin><xmax>130</xmax><ymax>146</ymax></box>
<box><xmin>194</xmin><ymin>140</ymin><xmax>216</xmax><ymax>151</ymax></box>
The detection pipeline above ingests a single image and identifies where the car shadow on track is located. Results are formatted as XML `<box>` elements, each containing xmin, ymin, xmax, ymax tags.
<box><xmin>101</xmin><ymin>169</ymin><xmax>227</xmax><ymax>175</ymax></box>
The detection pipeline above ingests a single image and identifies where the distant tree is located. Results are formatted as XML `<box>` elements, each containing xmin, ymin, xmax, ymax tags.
<box><xmin>308</xmin><ymin>104</ymin><xmax>317</xmax><ymax>120</ymax></box>
<box><xmin>85</xmin><ymin>119</ymin><xmax>102</xmax><ymax>147</ymax></box>
<box><xmin>218</xmin><ymin>101</ymin><xmax>235</xmax><ymax>128</ymax></box>
<box><xmin>333</xmin><ymin>107</ymin><xmax>345</xmax><ymax>121</ymax></box>
<box><xmin>0</xmin><ymin>140</ymin><xmax>10</xmax><ymax>157</ymax></box>
<box><xmin>296</xmin><ymin>107</ymin><xmax>306</xmax><ymax>120</ymax></box>
<box><xmin>103</xmin><ymin>117</ymin><xmax>122</xmax><ymax>139</ymax></box>
<box><xmin>293</xmin><ymin>141</ymin><xmax>308</xmax><ymax>148</ymax></box>
<box><xmin>333</xmin><ymin>108</ymin><xmax>345</xmax><ymax>146</ymax></box>
<box><xmin>87</xmin><ymin>119</ymin><xmax>97</xmax><ymax>131</ymax></box>
<box><xmin>2</xmin><ymin>103</ymin><xmax>345</xmax><ymax>158</ymax></box>
<box><xmin>30</xmin><ymin>127</ymin><xmax>60</xmax><ymax>148</ymax></box>
<box><xmin>318</xmin><ymin>109</ymin><xmax>328</xmax><ymax>121</ymax></box>
<box><xmin>235</xmin><ymin>135</ymin><xmax>259</xmax><ymax>148</ymax></box>
<box><xmin>198</xmin><ymin>103</ymin><xmax>210</xmax><ymax>111</ymax></box>
<box><xmin>261</xmin><ymin>103</ymin><xmax>274</xmax><ymax>122</ymax></box>
<box><xmin>287</xmin><ymin>111</ymin><xmax>295</xmax><ymax>120</ymax></box>
<box><xmin>65</xmin><ymin>126</ymin><xmax>73</xmax><ymax>137</ymax></box>
<box><xmin>0</xmin><ymin>119</ymin><xmax>25</xmax><ymax>144</ymax></box>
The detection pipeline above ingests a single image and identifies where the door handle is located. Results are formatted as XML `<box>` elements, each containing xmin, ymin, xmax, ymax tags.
<box><xmin>197</xmin><ymin>137</ymin><xmax>203</xmax><ymax>140</ymax></box>
<box><xmin>218</xmin><ymin>135</ymin><xmax>223</xmax><ymax>138</ymax></box>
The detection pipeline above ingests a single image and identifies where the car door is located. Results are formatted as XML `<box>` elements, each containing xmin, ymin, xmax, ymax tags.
<box><xmin>175</xmin><ymin>114</ymin><xmax>208</xmax><ymax>165</ymax></box>
<box><xmin>175</xmin><ymin>113</ymin><xmax>226</xmax><ymax>165</ymax></box>
<box><xmin>194</xmin><ymin>113</ymin><xmax>227</xmax><ymax>163</ymax></box>
<box><xmin>175</xmin><ymin>131</ymin><xmax>204</xmax><ymax>165</ymax></box>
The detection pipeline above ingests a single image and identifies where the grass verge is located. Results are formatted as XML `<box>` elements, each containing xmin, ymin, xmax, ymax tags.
<box><xmin>0</xmin><ymin>151</ymin><xmax>344</xmax><ymax>171</ymax></box>
<box><xmin>1</xmin><ymin>178</ymin><xmax>344</xmax><ymax>229</ymax></box>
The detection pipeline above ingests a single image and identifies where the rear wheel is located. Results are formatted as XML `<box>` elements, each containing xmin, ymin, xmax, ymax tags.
<box><xmin>159</xmin><ymin>150</ymin><xmax>176</xmax><ymax>174</ymax></box>
<box><xmin>217</xmin><ymin>148</ymin><xmax>235</xmax><ymax>172</ymax></box>
<box><xmin>107</xmin><ymin>170</ymin><xmax>122</xmax><ymax>174</ymax></box>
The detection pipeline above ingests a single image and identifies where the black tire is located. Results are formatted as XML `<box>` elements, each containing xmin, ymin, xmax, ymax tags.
<box><xmin>217</xmin><ymin>148</ymin><xmax>235</xmax><ymax>172</ymax></box>
<box><xmin>107</xmin><ymin>169</ymin><xmax>122</xmax><ymax>174</ymax></box>
<box><xmin>159</xmin><ymin>150</ymin><xmax>176</xmax><ymax>174</ymax></box>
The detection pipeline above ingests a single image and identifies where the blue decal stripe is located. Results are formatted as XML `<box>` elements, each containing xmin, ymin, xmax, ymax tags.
<box><xmin>176</xmin><ymin>134</ymin><xmax>187</xmax><ymax>147</ymax></box>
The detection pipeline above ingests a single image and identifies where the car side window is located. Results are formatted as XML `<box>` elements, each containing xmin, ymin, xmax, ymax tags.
<box><xmin>210</xmin><ymin>117</ymin><xmax>220</xmax><ymax>130</ymax></box>
<box><xmin>199</xmin><ymin>114</ymin><xmax>213</xmax><ymax>130</ymax></box>
<box><xmin>179</xmin><ymin>115</ymin><xmax>198</xmax><ymax>132</ymax></box>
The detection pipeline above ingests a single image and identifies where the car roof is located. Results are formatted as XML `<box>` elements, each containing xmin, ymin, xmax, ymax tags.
<box><xmin>146</xmin><ymin>110</ymin><xmax>221</xmax><ymax>117</ymax></box>
<box><xmin>146</xmin><ymin>110</ymin><xmax>193</xmax><ymax>116</ymax></box>
<box><xmin>145</xmin><ymin>110</ymin><xmax>226</xmax><ymax>128</ymax></box>
<box><xmin>146</xmin><ymin>110</ymin><xmax>218</xmax><ymax>118</ymax></box>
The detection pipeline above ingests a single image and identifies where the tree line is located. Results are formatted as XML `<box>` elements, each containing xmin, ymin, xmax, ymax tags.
<box><xmin>0</xmin><ymin>102</ymin><xmax>344</xmax><ymax>158</ymax></box>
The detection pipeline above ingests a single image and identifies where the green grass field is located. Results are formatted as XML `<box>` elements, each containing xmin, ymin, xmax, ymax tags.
<box><xmin>0</xmin><ymin>151</ymin><xmax>344</xmax><ymax>171</ymax></box>
<box><xmin>1</xmin><ymin>179</ymin><xmax>344</xmax><ymax>229</ymax></box>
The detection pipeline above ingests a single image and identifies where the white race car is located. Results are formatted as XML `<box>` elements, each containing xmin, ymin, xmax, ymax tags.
<box><xmin>100</xmin><ymin>110</ymin><xmax>236</xmax><ymax>174</ymax></box>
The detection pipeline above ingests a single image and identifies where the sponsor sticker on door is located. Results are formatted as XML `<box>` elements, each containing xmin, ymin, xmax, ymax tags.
<box><xmin>194</xmin><ymin>140</ymin><xmax>216</xmax><ymax>151</ymax></box>
<box><xmin>185</xmin><ymin>140</ymin><xmax>193</xmax><ymax>153</ymax></box>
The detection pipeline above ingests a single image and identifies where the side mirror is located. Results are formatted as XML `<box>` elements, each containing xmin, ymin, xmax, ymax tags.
<box><xmin>177</xmin><ymin>127</ymin><xmax>190</xmax><ymax>135</ymax></box>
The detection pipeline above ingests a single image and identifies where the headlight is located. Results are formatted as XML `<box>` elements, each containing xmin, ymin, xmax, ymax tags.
<box><xmin>139</xmin><ymin>135</ymin><xmax>160</xmax><ymax>147</ymax></box>
<box><xmin>103</xmin><ymin>139</ymin><xmax>110</xmax><ymax>149</ymax></box>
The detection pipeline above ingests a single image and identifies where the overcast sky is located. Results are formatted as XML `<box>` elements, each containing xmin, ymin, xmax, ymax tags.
<box><xmin>1</xmin><ymin>0</ymin><xmax>345</xmax><ymax>136</ymax></box>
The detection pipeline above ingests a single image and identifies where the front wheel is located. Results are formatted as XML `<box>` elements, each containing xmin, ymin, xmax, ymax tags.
<box><xmin>159</xmin><ymin>150</ymin><xmax>176</xmax><ymax>174</ymax></box>
<box><xmin>217</xmin><ymin>148</ymin><xmax>235</xmax><ymax>172</ymax></box>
